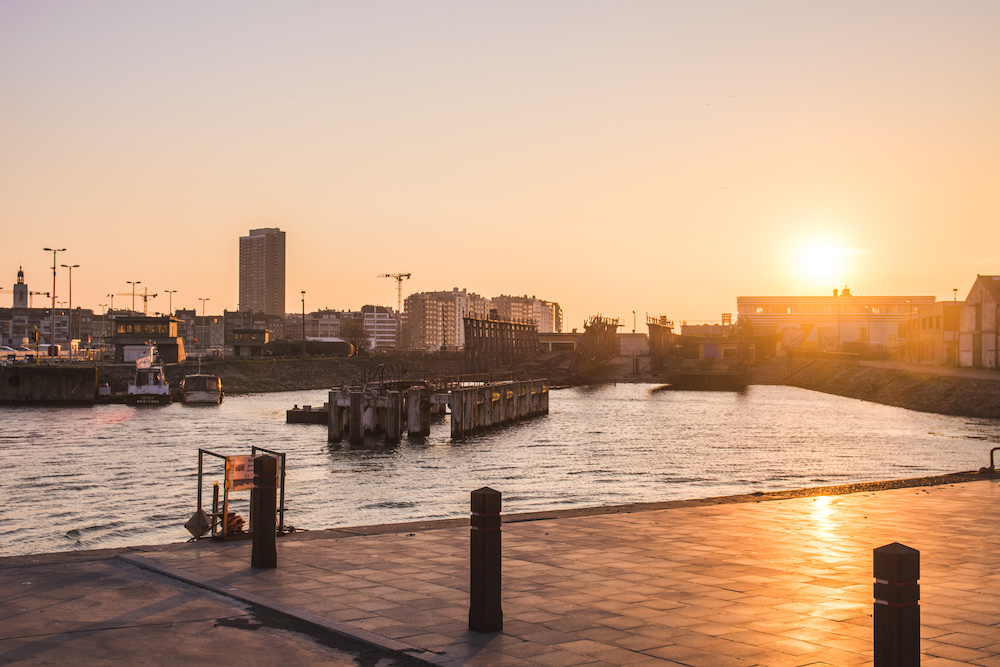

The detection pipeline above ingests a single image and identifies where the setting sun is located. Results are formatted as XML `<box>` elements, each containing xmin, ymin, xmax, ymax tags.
<box><xmin>795</xmin><ymin>243</ymin><xmax>852</xmax><ymax>287</ymax></box>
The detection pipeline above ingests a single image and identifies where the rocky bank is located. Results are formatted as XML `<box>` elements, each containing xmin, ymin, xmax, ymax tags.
<box><xmin>783</xmin><ymin>359</ymin><xmax>1000</xmax><ymax>419</ymax></box>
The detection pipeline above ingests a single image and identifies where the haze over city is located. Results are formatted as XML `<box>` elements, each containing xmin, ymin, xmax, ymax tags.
<box><xmin>2</xmin><ymin>1</ymin><xmax>998</xmax><ymax>328</ymax></box>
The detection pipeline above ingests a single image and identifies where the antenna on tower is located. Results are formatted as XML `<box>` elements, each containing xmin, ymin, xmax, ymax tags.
<box><xmin>378</xmin><ymin>273</ymin><xmax>411</xmax><ymax>314</ymax></box>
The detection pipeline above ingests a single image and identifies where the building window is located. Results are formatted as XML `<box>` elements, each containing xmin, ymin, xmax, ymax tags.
<box><xmin>756</xmin><ymin>307</ymin><xmax>763</xmax><ymax>314</ymax></box>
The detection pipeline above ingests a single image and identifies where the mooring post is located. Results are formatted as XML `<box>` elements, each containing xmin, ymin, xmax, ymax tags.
<box><xmin>874</xmin><ymin>542</ymin><xmax>920</xmax><ymax>666</ymax></box>
<box><xmin>386</xmin><ymin>390</ymin><xmax>401</xmax><ymax>444</ymax></box>
<box><xmin>469</xmin><ymin>486</ymin><xmax>502</xmax><ymax>633</ymax></box>
<box><xmin>349</xmin><ymin>391</ymin><xmax>364</xmax><ymax>444</ymax></box>
<box><xmin>251</xmin><ymin>455</ymin><xmax>278</xmax><ymax>569</ymax></box>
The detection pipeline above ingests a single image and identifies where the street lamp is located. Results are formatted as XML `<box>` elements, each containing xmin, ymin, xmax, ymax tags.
<box><xmin>301</xmin><ymin>291</ymin><xmax>306</xmax><ymax>358</ymax></box>
<box><xmin>61</xmin><ymin>264</ymin><xmax>79</xmax><ymax>360</ymax></box>
<box><xmin>165</xmin><ymin>290</ymin><xmax>177</xmax><ymax>316</ymax></box>
<box><xmin>43</xmin><ymin>247</ymin><xmax>65</xmax><ymax>351</ymax></box>
<box><xmin>198</xmin><ymin>298</ymin><xmax>210</xmax><ymax>353</ymax></box>
<box><xmin>127</xmin><ymin>281</ymin><xmax>141</xmax><ymax>313</ymax></box>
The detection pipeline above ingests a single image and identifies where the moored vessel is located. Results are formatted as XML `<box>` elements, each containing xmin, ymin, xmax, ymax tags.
<box><xmin>126</xmin><ymin>365</ymin><xmax>172</xmax><ymax>405</ymax></box>
<box><xmin>180</xmin><ymin>374</ymin><xmax>223</xmax><ymax>404</ymax></box>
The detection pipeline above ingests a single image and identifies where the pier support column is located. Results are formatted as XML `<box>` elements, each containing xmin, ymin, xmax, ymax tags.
<box><xmin>349</xmin><ymin>391</ymin><xmax>364</xmax><ymax>445</ymax></box>
<box><xmin>469</xmin><ymin>487</ymin><xmax>502</xmax><ymax>633</ymax></box>
<box><xmin>407</xmin><ymin>388</ymin><xmax>426</xmax><ymax>436</ymax></box>
<box><xmin>451</xmin><ymin>389</ymin><xmax>464</xmax><ymax>438</ymax></box>
<box><xmin>464</xmin><ymin>388</ymin><xmax>475</xmax><ymax>434</ymax></box>
<box><xmin>328</xmin><ymin>390</ymin><xmax>343</xmax><ymax>442</ymax></box>
<box><xmin>385</xmin><ymin>391</ymin><xmax>401</xmax><ymax>444</ymax></box>
<box><xmin>542</xmin><ymin>382</ymin><xmax>549</xmax><ymax>414</ymax></box>
<box><xmin>498</xmin><ymin>384</ymin><xmax>509</xmax><ymax>425</ymax></box>
<box><xmin>874</xmin><ymin>543</ymin><xmax>920</xmax><ymax>666</ymax></box>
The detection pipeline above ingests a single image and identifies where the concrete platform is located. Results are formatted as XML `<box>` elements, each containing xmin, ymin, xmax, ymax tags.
<box><xmin>4</xmin><ymin>478</ymin><xmax>999</xmax><ymax>665</ymax></box>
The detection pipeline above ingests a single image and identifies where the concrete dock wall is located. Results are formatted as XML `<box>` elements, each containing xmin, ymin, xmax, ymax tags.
<box><xmin>0</xmin><ymin>366</ymin><xmax>98</xmax><ymax>403</ymax></box>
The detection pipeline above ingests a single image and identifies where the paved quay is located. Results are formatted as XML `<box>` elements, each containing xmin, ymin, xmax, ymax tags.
<box><xmin>4</xmin><ymin>476</ymin><xmax>999</xmax><ymax>666</ymax></box>
<box><xmin>129</xmin><ymin>477</ymin><xmax>999</xmax><ymax>666</ymax></box>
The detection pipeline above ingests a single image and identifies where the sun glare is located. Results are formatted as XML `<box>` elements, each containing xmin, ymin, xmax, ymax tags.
<box><xmin>796</xmin><ymin>243</ymin><xmax>850</xmax><ymax>286</ymax></box>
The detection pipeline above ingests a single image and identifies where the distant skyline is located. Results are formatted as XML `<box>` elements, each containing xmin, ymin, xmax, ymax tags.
<box><xmin>2</xmin><ymin>1</ymin><xmax>997</xmax><ymax>328</ymax></box>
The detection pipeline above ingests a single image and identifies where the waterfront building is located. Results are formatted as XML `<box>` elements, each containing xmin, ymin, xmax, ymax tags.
<box><xmin>736</xmin><ymin>289</ymin><xmax>936</xmax><ymax>357</ymax></box>
<box><xmin>909</xmin><ymin>300</ymin><xmax>962</xmax><ymax>365</ymax></box>
<box><xmin>112</xmin><ymin>315</ymin><xmax>185</xmax><ymax>363</ymax></box>
<box><xmin>297</xmin><ymin>306</ymin><xmax>398</xmax><ymax>350</ymax></box>
<box><xmin>401</xmin><ymin>288</ymin><xmax>490</xmax><ymax>350</ymax></box>
<box><xmin>490</xmin><ymin>295</ymin><xmax>564</xmax><ymax>333</ymax></box>
<box><xmin>362</xmin><ymin>305</ymin><xmax>398</xmax><ymax>350</ymax></box>
<box><xmin>958</xmin><ymin>275</ymin><xmax>1000</xmax><ymax>369</ymax></box>
<box><xmin>238</xmin><ymin>227</ymin><xmax>285</xmax><ymax>317</ymax></box>
<box><xmin>225</xmin><ymin>309</ymin><xmax>283</xmax><ymax>354</ymax></box>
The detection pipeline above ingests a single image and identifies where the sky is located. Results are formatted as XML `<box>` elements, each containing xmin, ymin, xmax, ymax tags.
<box><xmin>2</xmin><ymin>1</ymin><xmax>998</xmax><ymax>329</ymax></box>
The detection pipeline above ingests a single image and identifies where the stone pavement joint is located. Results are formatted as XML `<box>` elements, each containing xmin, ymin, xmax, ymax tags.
<box><xmin>120</xmin><ymin>478</ymin><xmax>1000</xmax><ymax>666</ymax></box>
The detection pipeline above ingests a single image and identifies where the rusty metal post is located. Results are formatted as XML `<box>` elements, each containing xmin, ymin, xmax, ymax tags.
<box><xmin>251</xmin><ymin>455</ymin><xmax>278</xmax><ymax>569</ymax></box>
<box><xmin>469</xmin><ymin>487</ymin><xmax>502</xmax><ymax>632</ymax></box>
<box><xmin>874</xmin><ymin>542</ymin><xmax>919</xmax><ymax>666</ymax></box>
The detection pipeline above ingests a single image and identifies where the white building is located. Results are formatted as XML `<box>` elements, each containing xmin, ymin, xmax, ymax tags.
<box><xmin>490</xmin><ymin>295</ymin><xmax>563</xmax><ymax>333</ymax></box>
<box><xmin>958</xmin><ymin>275</ymin><xmax>1000</xmax><ymax>369</ymax></box>
<box><xmin>402</xmin><ymin>288</ymin><xmax>491</xmax><ymax>350</ymax></box>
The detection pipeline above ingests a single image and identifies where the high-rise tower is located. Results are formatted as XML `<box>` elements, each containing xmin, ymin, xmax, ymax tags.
<box><xmin>239</xmin><ymin>228</ymin><xmax>286</xmax><ymax>316</ymax></box>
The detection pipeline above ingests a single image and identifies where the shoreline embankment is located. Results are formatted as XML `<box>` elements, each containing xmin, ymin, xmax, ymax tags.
<box><xmin>782</xmin><ymin>358</ymin><xmax>1000</xmax><ymax>419</ymax></box>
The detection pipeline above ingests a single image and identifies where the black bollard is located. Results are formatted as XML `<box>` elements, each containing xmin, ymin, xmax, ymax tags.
<box><xmin>251</xmin><ymin>455</ymin><xmax>278</xmax><ymax>569</ymax></box>
<box><xmin>469</xmin><ymin>487</ymin><xmax>502</xmax><ymax>632</ymax></box>
<box><xmin>874</xmin><ymin>542</ymin><xmax>919</xmax><ymax>666</ymax></box>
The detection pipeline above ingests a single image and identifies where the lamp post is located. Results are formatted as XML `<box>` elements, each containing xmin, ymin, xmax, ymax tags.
<box><xmin>127</xmin><ymin>281</ymin><xmax>141</xmax><ymax>313</ymax></box>
<box><xmin>165</xmin><ymin>290</ymin><xmax>176</xmax><ymax>316</ymax></box>
<box><xmin>43</xmin><ymin>247</ymin><xmax>65</xmax><ymax>351</ymax></box>
<box><xmin>198</xmin><ymin>298</ymin><xmax>210</xmax><ymax>354</ymax></box>
<box><xmin>301</xmin><ymin>291</ymin><xmax>306</xmax><ymax>358</ymax></box>
<box><xmin>61</xmin><ymin>264</ymin><xmax>79</xmax><ymax>360</ymax></box>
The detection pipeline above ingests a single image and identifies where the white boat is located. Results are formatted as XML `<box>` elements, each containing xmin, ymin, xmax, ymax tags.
<box><xmin>126</xmin><ymin>366</ymin><xmax>172</xmax><ymax>405</ymax></box>
<box><xmin>180</xmin><ymin>374</ymin><xmax>223</xmax><ymax>404</ymax></box>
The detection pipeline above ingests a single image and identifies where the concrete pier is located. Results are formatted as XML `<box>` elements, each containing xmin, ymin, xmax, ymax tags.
<box><xmin>331</xmin><ymin>380</ymin><xmax>548</xmax><ymax>443</ymax></box>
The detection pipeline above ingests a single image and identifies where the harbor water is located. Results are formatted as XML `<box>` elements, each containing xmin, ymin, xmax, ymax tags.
<box><xmin>2</xmin><ymin>383</ymin><xmax>998</xmax><ymax>558</ymax></box>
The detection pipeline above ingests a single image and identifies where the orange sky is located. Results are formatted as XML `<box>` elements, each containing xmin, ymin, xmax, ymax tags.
<box><xmin>2</xmin><ymin>1</ymin><xmax>998</xmax><ymax>328</ymax></box>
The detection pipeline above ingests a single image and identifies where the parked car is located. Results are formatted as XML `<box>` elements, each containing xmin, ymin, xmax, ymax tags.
<box><xmin>0</xmin><ymin>345</ymin><xmax>17</xmax><ymax>360</ymax></box>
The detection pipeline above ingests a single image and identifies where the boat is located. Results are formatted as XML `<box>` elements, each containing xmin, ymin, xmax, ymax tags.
<box><xmin>180</xmin><ymin>373</ymin><xmax>223</xmax><ymax>404</ymax></box>
<box><xmin>126</xmin><ymin>365</ymin><xmax>173</xmax><ymax>405</ymax></box>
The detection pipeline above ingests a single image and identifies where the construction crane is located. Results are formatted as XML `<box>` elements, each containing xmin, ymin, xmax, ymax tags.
<box><xmin>0</xmin><ymin>289</ymin><xmax>50</xmax><ymax>308</ymax></box>
<box><xmin>113</xmin><ymin>288</ymin><xmax>158</xmax><ymax>314</ymax></box>
<box><xmin>378</xmin><ymin>273</ymin><xmax>411</xmax><ymax>314</ymax></box>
